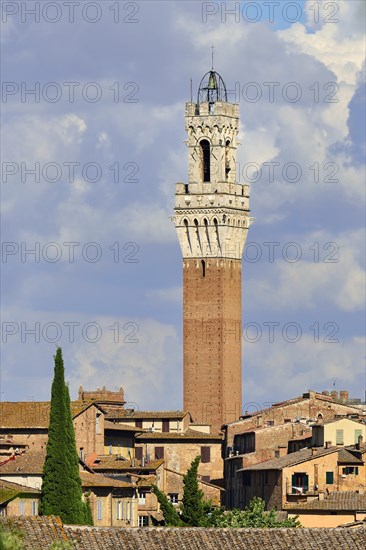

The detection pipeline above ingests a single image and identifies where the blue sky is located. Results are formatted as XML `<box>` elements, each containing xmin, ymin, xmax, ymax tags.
<box><xmin>1</xmin><ymin>0</ymin><xmax>365</xmax><ymax>412</ymax></box>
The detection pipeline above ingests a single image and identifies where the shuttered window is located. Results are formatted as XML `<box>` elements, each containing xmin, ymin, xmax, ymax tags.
<box><xmin>97</xmin><ymin>499</ymin><xmax>102</xmax><ymax>520</ymax></box>
<box><xmin>135</xmin><ymin>447</ymin><xmax>143</xmax><ymax>460</ymax></box>
<box><xmin>162</xmin><ymin>420</ymin><xmax>170</xmax><ymax>433</ymax></box>
<box><xmin>326</xmin><ymin>471</ymin><xmax>334</xmax><ymax>484</ymax></box>
<box><xmin>201</xmin><ymin>446</ymin><xmax>211</xmax><ymax>463</ymax></box>
<box><xmin>336</xmin><ymin>429</ymin><xmax>344</xmax><ymax>445</ymax></box>
<box><xmin>155</xmin><ymin>446</ymin><xmax>164</xmax><ymax>460</ymax></box>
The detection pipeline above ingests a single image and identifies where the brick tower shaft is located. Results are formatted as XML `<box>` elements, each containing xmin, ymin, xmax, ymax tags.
<box><xmin>172</xmin><ymin>69</ymin><xmax>253</xmax><ymax>433</ymax></box>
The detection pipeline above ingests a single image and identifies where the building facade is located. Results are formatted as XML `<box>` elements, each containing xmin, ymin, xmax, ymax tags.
<box><xmin>172</xmin><ymin>69</ymin><xmax>253</xmax><ymax>433</ymax></box>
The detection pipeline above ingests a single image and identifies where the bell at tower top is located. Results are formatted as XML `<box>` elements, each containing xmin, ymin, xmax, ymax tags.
<box><xmin>197</xmin><ymin>69</ymin><xmax>228</xmax><ymax>104</ymax></box>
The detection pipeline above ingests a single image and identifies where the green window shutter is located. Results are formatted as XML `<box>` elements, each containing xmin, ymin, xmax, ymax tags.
<box><xmin>326</xmin><ymin>471</ymin><xmax>334</xmax><ymax>484</ymax></box>
<box><xmin>355</xmin><ymin>467</ymin><xmax>359</xmax><ymax>475</ymax></box>
<box><xmin>336</xmin><ymin>429</ymin><xmax>344</xmax><ymax>445</ymax></box>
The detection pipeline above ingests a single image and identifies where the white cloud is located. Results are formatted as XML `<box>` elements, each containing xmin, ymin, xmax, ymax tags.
<box><xmin>246</xmin><ymin>229</ymin><xmax>365</xmax><ymax>313</ymax></box>
<box><xmin>243</xmin><ymin>333</ymin><xmax>365</xmax><ymax>406</ymax></box>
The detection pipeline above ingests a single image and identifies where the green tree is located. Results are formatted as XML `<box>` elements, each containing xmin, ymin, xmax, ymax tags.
<box><xmin>151</xmin><ymin>485</ymin><xmax>183</xmax><ymax>526</ymax></box>
<box><xmin>181</xmin><ymin>456</ymin><xmax>206</xmax><ymax>526</ymax></box>
<box><xmin>209</xmin><ymin>497</ymin><xmax>301</xmax><ymax>528</ymax></box>
<box><xmin>39</xmin><ymin>348</ymin><xmax>86</xmax><ymax>524</ymax></box>
<box><xmin>0</xmin><ymin>526</ymin><xmax>25</xmax><ymax>550</ymax></box>
<box><xmin>83</xmin><ymin>493</ymin><xmax>94</xmax><ymax>526</ymax></box>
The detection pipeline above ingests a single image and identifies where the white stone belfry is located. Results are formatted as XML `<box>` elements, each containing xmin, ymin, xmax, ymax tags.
<box><xmin>172</xmin><ymin>70</ymin><xmax>253</xmax><ymax>260</ymax></box>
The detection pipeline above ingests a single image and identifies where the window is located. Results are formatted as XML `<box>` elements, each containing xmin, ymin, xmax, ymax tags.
<box><xmin>125</xmin><ymin>500</ymin><xmax>131</xmax><ymax>521</ymax></box>
<box><xmin>96</xmin><ymin>413</ymin><xmax>102</xmax><ymax>435</ymax></box>
<box><xmin>343</xmin><ymin>466</ymin><xmax>359</xmax><ymax>475</ymax></box>
<box><xmin>155</xmin><ymin>446</ymin><xmax>164</xmax><ymax>460</ymax></box>
<box><xmin>336</xmin><ymin>429</ymin><xmax>344</xmax><ymax>445</ymax></box>
<box><xmin>162</xmin><ymin>420</ymin><xmax>170</xmax><ymax>433</ymax></box>
<box><xmin>135</xmin><ymin>447</ymin><xmax>143</xmax><ymax>460</ymax></box>
<box><xmin>225</xmin><ymin>140</ymin><xmax>231</xmax><ymax>180</ymax></box>
<box><xmin>200</xmin><ymin>140</ymin><xmax>210</xmax><ymax>182</ymax></box>
<box><xmin>326</xmin><ymin>471</ymin><xmax>334</xmax><ymax>484</ymax></box>
<box><xmin>116</xmin><ymin>500</ymin><xmax>123</xmax><ymax>520</ymax></box>
<box><xmin>97</xmin><ymin>499</ymin><xmax>102</xmax><ymax>520</ymax></box>
<box><xmin>135</xmin><ymin>420</ymin><xmax>143</xmax><ymax>428</ymax></box>
<box><xmin>169</xmin><ymin>493</ymin><xmax>179</xmax><ymax>504</ymax></box>
<box><xmin>138</xmin><ymin>491</ymin><xmax>146</xmax><ymax>505</ymax></box>
<box><xmin>138</xmin><ymin>515</ymin><xmax>149</xmax><ymax>527</ymax></box>
<box><xmin>201</xmin><ymin>446</ymin><xmax>211</xmax><ymax>463</ymax></box>
<box><xmin>31</xmin><ymin>500</ymin><xmax>38</xmax><ymax>515</ymax></box>
<box><xmin>201</xmin><ymin>260</ymin><xmax>206</xmax><ymax>278</ymax></box>
<box><xmin>291</xmin><ymin>473</ymin><xmax>309</xmax><ymax>494</ymax></box>
<box><xmin>355</xmin><ymin>429</ymin><xmax>362</xmax><ymax>444</ymax></box>
<box><xmin>19</xmin><ymin>500</ymin><xmax>24</xmax><ymax>516</ymax></box>
<box><xmin>201</xmin><ymin>475</ymin><xmax>210</xmax><ymax>483</ymax></box>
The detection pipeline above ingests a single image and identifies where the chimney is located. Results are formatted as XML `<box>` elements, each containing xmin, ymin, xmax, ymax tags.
<box><xmin>331</xmin><ymin>390</ymin><xmax>338</xmax><ymax>401</ymax></box>
<box><xmin>257</xmin><ymin>415</ymin><xmax>263</xmax><ymax>428</ymax></box>
<box><xmin>322</xmin><ymin>391</ymin><xmax>330</xmax><ymax>396</ymax></box>
<box><xmin>278</xmin><ymin>445</ymin><xmax>287</xmax><ymax>457</ymax></box>
<box><xmin>318</xmin><ymin>492</ymin><xmax>325</xmax><ymax>501</ymax></box>
<box><xmin>339</xmin><ymin>390</ymin><xmax>349</xmax><ymax>403</ymax></box>
<box><xmin>325</xmin><ymin>441</ymin><xmax>332</xmax><ymax>449</ymax></box>
<box><xmin>311</xmin><ymin>447</ymin><xmax>318</xmax><ymax>456</ymax></box>
<box><xmin>356</xmin><ymin>434</ymin><xmax>364</xmax><ymax>450</ymax></box>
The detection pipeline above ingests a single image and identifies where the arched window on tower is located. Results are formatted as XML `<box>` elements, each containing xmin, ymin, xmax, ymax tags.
<box><xmin>225</xmin><ymin>140</ymin><xmax>231</xmax><ymax>180</ymax></box>
<box><xmin>200</xmin><ymin>140</ymin><xmax>210</xmax><ymax>182</ymax></box>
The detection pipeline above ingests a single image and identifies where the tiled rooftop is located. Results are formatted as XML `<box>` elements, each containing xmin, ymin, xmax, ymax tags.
<box><xmin>79</xmin><ymin>471</ymin><xmax>134</xmax><ymax>489</ymax></box>
<box><xmin>136</xmin><ymin>428</ymin><xmax>222</xmax><ymax>440</ymax></box>
<box><xmin>0</xmin><ymin>401</ymin><xmax>97</xmax><ymax>429</ymax></box>
<box><xmin>104</xmin><ymin>409</ymin><xmax>190</xmax><ymax>420</ymax></box>
<box><xmin>0</xmin><ymin>516</ymin><xmax>68</xmax><ymax>548</ymax></box>
<box><xmin>91</xmin><ymin>455</ymin><xmax>164</xmax><ymax>471</ymax></box>
<box><xmin>286</xmin><ymin>491</ymin><xmax>366</xmax><ymax>511</ymax></box>
<box><xmin>0</xmin><ymin>450</ymin><xmax>46</xmax><ymax>474</ymax></box>
<box><xmin>104</xmin><ymin>420</ymin><xmax>146</xmax><ymax>432</ymax></box>
<box><xmin>338</xmin><ymin>448</ymin><xmax>364</xmax><ymax>464</ymax></box>
<box><xmin>0</xmin><ymin>478</ymin><xmax>40</xmax><ymax>505</ymax></box>
<box><xmin>1</xmin><ymin>517</ymin><xmax>365</xmax><ymax>549</ymax></box>
<box><xmin>0</xmin><ymin>450</ymin><xmax>138</xmax><ymax>489</ymax></box>
<box><xmin>240</xmin><ymin>447</ymin><xmax>338</xmax><ymax>471</ymax></box>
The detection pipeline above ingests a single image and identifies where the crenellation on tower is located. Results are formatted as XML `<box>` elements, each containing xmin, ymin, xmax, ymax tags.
<box><xmin>172</xmin><ymin>68</ymin><xmax>253</xmax><ymax>433</ymax></box>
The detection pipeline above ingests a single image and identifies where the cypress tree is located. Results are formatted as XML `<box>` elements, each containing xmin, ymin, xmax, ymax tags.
<box><xmin>151</xmin><ymin>485</ymin><xmax>183</xmax><ymax>526</ymax></box>
<box><xmin>39</xmin><ymin>348</ymin><xmax>86</xmax><ymax>524</ymax></box>
<box><xmin>63</xmin><ymin>382</ymin><xmax>87</xmax><ymax>524</ymax></box>
<box><xmin>181</xmin><ymin>456</ymin><xmax>206</xmax><ymax>526</ymax></box>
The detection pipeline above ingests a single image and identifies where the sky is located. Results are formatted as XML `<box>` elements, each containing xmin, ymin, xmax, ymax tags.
<box><xmin>1</xmin><ymin>0</ymin><xmax>365</xmax><ymax>413</ymax></box>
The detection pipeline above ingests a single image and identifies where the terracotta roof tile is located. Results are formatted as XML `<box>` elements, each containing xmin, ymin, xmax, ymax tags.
<box><xmin>0</xmin><ymin>450</ymin><xmax>46</xmax><ymax>474</ymax></box>
<box><xmin>104</xmin><ymin>420</ymin><xmax>146</xmax><ymax>432</ymax></box>
<box><xmin>287</xmin><ymin>491</ymin><xmax>366</xmax><ymax>511</ymax></box>
<box><xmin>91</xmin><ymin>455</ymin><xmax>164</xmax><ymax>471</ymax></box>
<box><xmin>240</xmin><ymin>447</ymin><xmax>338</xmax><ymax>471</ymax></box>
<box><xmin>1</xmin><ymin>517</ymin><xmax>366</xmax><ymax>548</ymax></box>
<box><xmin>104</xmin><ymin>409</ymin><xmax>190</xmax><ymax>420</ymax></box>
<box><xmin>338</xmin><ymin>449</ymin><xmax>363</xmax><ymax>464</ymax></box>
<box><xmin>79</xmin><ymin>471</ymin><xmax>134</xmax><ymax>489</ymax></box>
<box><xmin>136</xmin><ymin>428</ymin><xmax>222</xmax><ymax>440</ymax></box>
<box><xmin>65</xmin><ymin>525</ymin><xmax>366</xmax><ymax>549</ymax></box>
<box><xmin>0</xmin><ymin>479</ymin><xmax>40</xmax><ymax>505</ymax></box>
<box><xmin>0</xmin><ymin>516</ymin><xmax>68</xmax><ymax>548</ymax></box>
<box><xmin>0</xmin><ymin>401</ymin><xmax>97</xmax><ymax>429</ymax></box>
